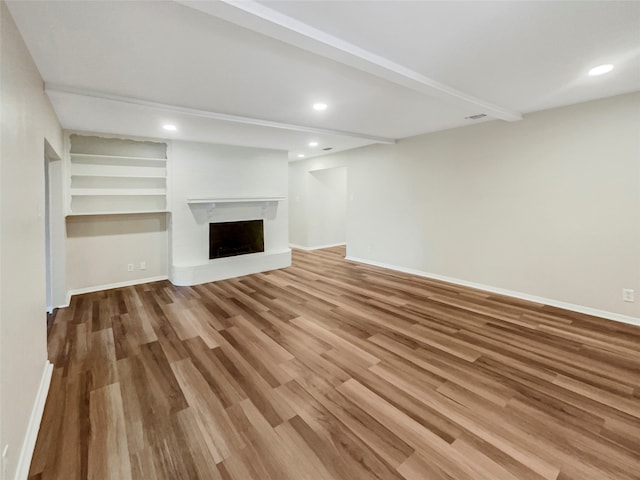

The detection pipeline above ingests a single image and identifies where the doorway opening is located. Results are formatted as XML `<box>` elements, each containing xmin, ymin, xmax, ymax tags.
<box><xmin>44</xmin><ymin>140</ymin><xmax>62</xmax><ymax>326</ymax></box>
<box><xmin>307</xmin><ymin>166</ymin><xmax>347</xmax><ymax>249</ymax></box>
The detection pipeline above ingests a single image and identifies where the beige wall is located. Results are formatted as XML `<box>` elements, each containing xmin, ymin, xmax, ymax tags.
<box><xmin>291</xmin><ymin>92</ymin><xmax>640</xmax><ymax>319</ymax></box>
<box><xmin>0</xmin><ymin>2</ymin><xmax>64</xmax><ymax>477</ymax></box>
<box><xmin>65</xmin><ymin>213</ymin><xmax>168</xmax><ymax>292</ymax></box>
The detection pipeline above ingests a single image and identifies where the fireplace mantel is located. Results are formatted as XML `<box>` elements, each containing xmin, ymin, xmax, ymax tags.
<box><xmin>187</xmin><ymin>196</ymin><xmax>284</xmax><ymax>207</ymax></box>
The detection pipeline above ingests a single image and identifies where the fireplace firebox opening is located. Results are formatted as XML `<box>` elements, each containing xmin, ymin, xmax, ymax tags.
<box><xmin>209</xmin><ymin>220</ymin><xmax>264</xmax><ymax>259</ymax></box>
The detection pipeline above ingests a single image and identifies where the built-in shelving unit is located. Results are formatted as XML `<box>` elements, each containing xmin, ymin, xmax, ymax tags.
<box><xmin>67</xmin><ymin>137</ymin><xmax>168</xmax><ymax>216</ymax></box>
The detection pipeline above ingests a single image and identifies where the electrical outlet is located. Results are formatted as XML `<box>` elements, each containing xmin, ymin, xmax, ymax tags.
<box><xmin>623</xmin><ymin>289</ymin><xmax>635</xmax><ymax>302</ymax></box>
<box><xmin>127</xmin><ymin>264</ymin><xmax>134</xmax><ymax>272</ymax></box>
<box><xmin>139</xmin><ymin>261</ymin><xmax>146</xmax><ymax>270</ymax></box>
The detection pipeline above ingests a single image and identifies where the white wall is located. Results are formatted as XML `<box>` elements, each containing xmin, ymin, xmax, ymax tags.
<box><xmin>0</xmin><ymin>2</ymin><xmax>64</xmax><ymax>477</ymax></box>
<box><xmin>292</xmin><ymin>93</ymin><xmax>640</xmax><ymax>319</ymax></box>
<box><xmin>289</xmin><ymin>164</ymin><xmax>347</xmax><ymax>248</ymax></box>
<box><xmin>170</xmin><ymin>141</ymin><xmax>290</xmax><ymax>284</ymax></box>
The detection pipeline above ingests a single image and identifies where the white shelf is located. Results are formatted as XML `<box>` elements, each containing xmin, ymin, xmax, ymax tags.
<box><xmin>67</xmin><ymin>210</ymin><xmax>170</xmax><ymax>217</ymax></box>
<box><xmin>187</xmin><ymin>196</ymin><xmax>285</xmax><ymax>205</ymax></box>
<box><xmin>70</xmin><ymin>164</ymin><xmax>166</xmax><ymax>178</ymax></box>
<box><xmin>71</xmin><ymin>188</ymin><xmax>167</xmax><ymax>196</ymax></box>
<box><xmin>70</xmin><ymin>172</ymin><xmax>166</xmax><ymax>179</ymax></box>
<box><xmin>70</xmin><ymin>153</ymin><xmax>167</xmax><ymax>163</ymax></box>
<box><xmin>67</xmin><ymin>138</ymin><xmax>168</xmax><ymax>216</ymax></box>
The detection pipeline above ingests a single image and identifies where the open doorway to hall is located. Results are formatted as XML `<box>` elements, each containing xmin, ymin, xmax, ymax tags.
<box><xmin>308</xmin><ymin>166</ymin><xmax>347</xmax><ymax>248</ymax></box>
<box><xmin>44</xmin><ymin>140</ymin><xmax>63</xmax><ymax>328</ymax></box>
<box><xmin>289</xmin><ymin>165</ymin><xmax>347</xmax><ymax>251</ymax></box>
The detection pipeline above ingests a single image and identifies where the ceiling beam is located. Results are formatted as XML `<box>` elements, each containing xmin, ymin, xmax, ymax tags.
<box><xmin>44</xmin><ymin>84</ymin><xmax>397</xmax><ymax>144</ymax></box>
<box><xmin>176</xmin><ymin>0</ymin><xmax>522</xmax><ymax>122</ymax></box>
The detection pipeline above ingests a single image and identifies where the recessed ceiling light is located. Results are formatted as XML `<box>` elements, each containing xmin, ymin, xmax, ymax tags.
<box><xmin>309</xmin><ymin>141</ymin><xmax>319</xmax><ymax>147</ymax></box>
<box><xmin>297</xmin><ymin>154</ymin><xmax>305</xmax><ymax>158</ymax></box>
<box><xmin>588</xmin><ymin>64</ymin><xmax>614</xmax><ymax>76</ymax></box>
<box><xmin>313</xmin><ymin>103</ymin><xmax>328</xmax><ymax>111</ymax></box>
<box><xmin>163</xmin><ymin>124</ymin><xmax>177</xmax><ymax>131</ymax></box>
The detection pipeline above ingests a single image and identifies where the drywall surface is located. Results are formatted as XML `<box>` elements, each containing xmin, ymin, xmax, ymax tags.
<box><xmin>65</xmin><ymin>213</ymin><xmax>169</xmax><ymax>292</ymax></box>
<box><xmin>170</xmin><ymin>141</ymin><xmax>289</xmax><ymax>283</ymax></box>
<box><xmin>306</xmin><ymin>93</ymin><xmax>640</xmax><ymax>318</ymax></box>
<box><xmin>0</xmin><ymin>2</ymin><xmax>64</xmax><ymax>477</ymax></box>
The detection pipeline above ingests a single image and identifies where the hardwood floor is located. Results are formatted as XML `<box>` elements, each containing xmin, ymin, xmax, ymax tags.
<box><xmin>30</xmin><ymin>246</ymin><xmax>640</xmax><ymax>480</ymax></box>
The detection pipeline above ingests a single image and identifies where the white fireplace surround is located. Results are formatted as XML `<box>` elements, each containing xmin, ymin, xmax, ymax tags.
<box><xmin>169</xmin><ymin>141</ymin><xmax>291</xmax><ymax>287</ymax></box>
<box><xmin>170</xmin><ymin>197</ymin><xmax>290</xmax><ymax>286</ymax></box>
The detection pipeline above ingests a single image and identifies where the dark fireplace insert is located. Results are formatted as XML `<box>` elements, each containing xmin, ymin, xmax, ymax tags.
<box><xmin>209</xmin><ymin>220</ymin><xmax>264</xmax><ymax>259</ymax></box>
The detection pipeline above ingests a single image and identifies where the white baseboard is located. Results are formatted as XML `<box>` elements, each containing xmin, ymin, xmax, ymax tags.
<box><xmin>14</xmin><ymin>361</ymin><xmax>54</xmax><ymax>480</ymax></box>
<box><xmin>290</xmin><ymin>242</ymin><xmax>346</xmax><ymax>251</ymax></box>
<box><xmin>63</xmin><ymin>275</ymin><xmax>169</xmax><ymax>307</ymax></box>
<box><xmin>345</xmin><ymin>255</ymin><xmax>640</xmax><ymax>327</ymax></box>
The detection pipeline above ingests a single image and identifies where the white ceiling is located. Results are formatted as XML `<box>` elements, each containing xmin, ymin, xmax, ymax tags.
<box><xmin>7</xmin><ymin>1</ymin><xmax>640</xmax><ymax>160</ymax></box>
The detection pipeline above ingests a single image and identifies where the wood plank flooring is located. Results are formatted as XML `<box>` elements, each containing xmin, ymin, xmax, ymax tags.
<box><xmin>29</xmin><ymin>246</ymin><xmax>640</xmax><ymax>479</ymax></box>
